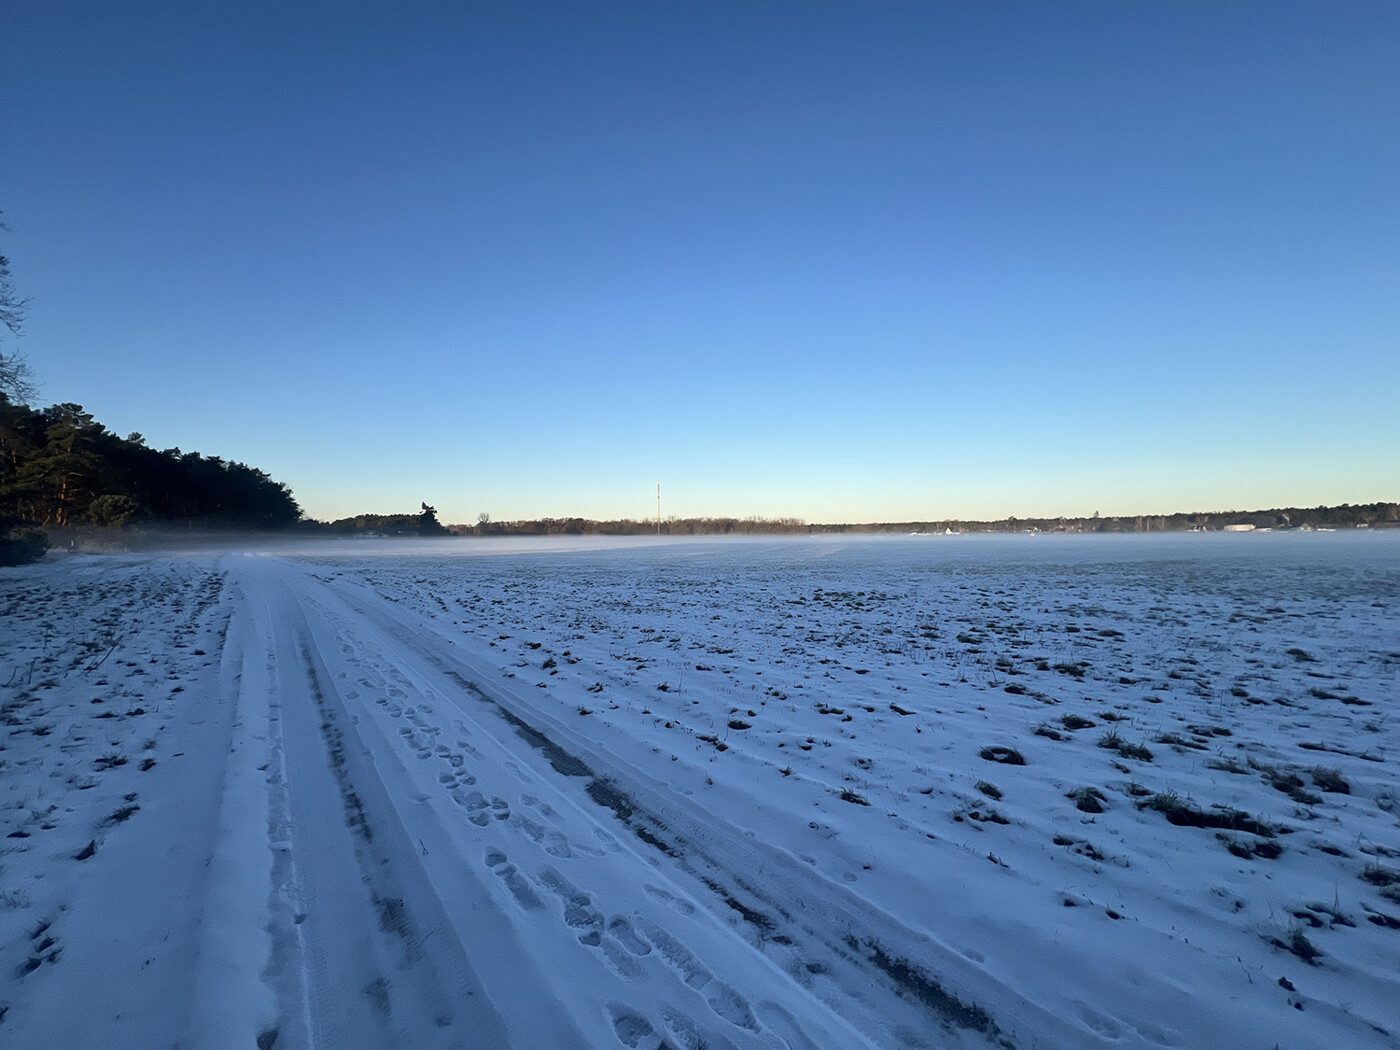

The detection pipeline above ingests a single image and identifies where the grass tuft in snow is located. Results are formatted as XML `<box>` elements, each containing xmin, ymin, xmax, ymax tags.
<box><xmin>98</xmin><ymin>803</ymin><xmax>140</xmax><ymax>827</ymax></box>
<box><xmin>978</xmin><ymin>745</ymin><xmax>1025</xmax><ymax>765</ymax></box>
<box><xmin>1268</xmin><ymin>924</ymin><xmax>1324</xmax><ymax>965</ymax></box>
<box><xmin>1098</xmin><ymin>730</ymin><xmax>1153</xmax><ymax>762</ymax></box>
<box><xmin>1140</xmin><ymin>792</ymin><xmax>1276</xmax><ymax>837</ymax></box>
<box><xmin>1359</xmin><ymin>863</ymin><xmax>1399</xmax><ymax>887</ymax></box>
<box><xmin>1310</xmin><ymin>766</ymin><xmax>1350</xmax><ymax>794</ymax></box>
<box><xmin>1067</xmin><ymin>786</ymin><xmax>1107</xmax><ymax>813</ymax></box>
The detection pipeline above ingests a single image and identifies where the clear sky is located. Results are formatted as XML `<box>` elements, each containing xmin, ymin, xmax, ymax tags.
<box><xmin>4</xmin><ymin>1</ymin><xmax>1397</xmax><ymax>524</ymax></box>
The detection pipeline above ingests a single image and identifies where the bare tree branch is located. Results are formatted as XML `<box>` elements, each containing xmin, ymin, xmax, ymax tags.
<box><xmin>0</xmin><ymin>350</ymin><xmax>37</xmax><ymax>404</ymax></box>
<box><xmin>0</xmin><ymin>215</ymin><xmax>37</xmax><ymax>404</ymax></box>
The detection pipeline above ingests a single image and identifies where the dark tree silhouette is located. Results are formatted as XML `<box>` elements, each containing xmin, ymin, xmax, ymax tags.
<box><xmin>0</xmin><ymin>214</ymin><xmax>35</xmax><ymax>404</ymax></box>
<box><xmin>0</xmin><ymin>401</ymin><xmax>302</xmax><ymax>533</ymax></box>
<box><xmin>418</xmin><ymin>503</ymin><xmax>448</xmax><ymax>536</ymax></box>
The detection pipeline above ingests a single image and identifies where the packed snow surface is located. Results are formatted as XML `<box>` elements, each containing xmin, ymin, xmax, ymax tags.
<box><xmin>1</xmin><ymin>532</ymin><xmax>1397</xmax><ymax>1049</ymax></box>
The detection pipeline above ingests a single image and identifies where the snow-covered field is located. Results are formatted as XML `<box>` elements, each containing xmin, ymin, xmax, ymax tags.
<box><xmin>1</xmin><ymin>532</ymin><xmax>1396</xmax><ymax>1049</ymax></box>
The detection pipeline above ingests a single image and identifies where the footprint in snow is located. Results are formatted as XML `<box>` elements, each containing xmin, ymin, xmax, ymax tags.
<box><xmin>511</xmin><ymin>815</ymin><xmax>572</xmax><ymax>857</ymax></box>
<box><xmin>594</xmin><ymin>827</ymin><xmax>621</xmax><ymax>852</ymax></box>
<box><xmin>643</xmin><ymin>884</ymin><xmax>696</xmax><ymax>916</ymax></box>
<box><xmin>754</xmin><ymin>1003</ymin><xmax>821</xmax><ymax>1050</ymax></box>
<box><xmin>599</xmin><ymin>936</ymin><xmax>644</xmax><ymax>979</ymax></box>
<box><xmin>704</xmin><ymin>981</ymin><xmax>759</xmax><ymax>1031</ymax></box>
<box><xmin>607</xmin><ymin>916</ymin><xmax>652</xmax><ymax>957</ymax></box>
<box><xmin>606</xmin><ymin>1003</ymin><xmax>666</xmax><ymax>1050</ymax></box>
<box><xmin>483</xmin><ymin>848</ymin><xmax>543</xmax><ymax>910</ymax></box>
<box><xmin>637</xmin><ymin>918</ymin><xmax>711</xmax><ymax>990</ymax></box>
<box><xmin>461</xmin><ymin>792</ymin><xmax>510</xmax><ymax>826</ymax></box>
<box><xmin>658</xmin><ymin>1008</ymin><xmax>743</xmax><ymax>1050</ymax></box>
<box><xmin>461</xmin><ymin>792</ymin><xmax>491</xmax><ymax>826</ymax></box>
<box><xmin>530</xmin><ymin>798</ymin><xmax>559</xmax><ymax>820</ymax></box>
<box><xmin>539</xmin><ymin>868</ymin><xmax>607</xmax><ymax>944</ymax></box>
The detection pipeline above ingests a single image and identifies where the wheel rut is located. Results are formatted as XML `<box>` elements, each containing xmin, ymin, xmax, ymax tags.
<box><xmin>298</xmin><ymin>563</ymin><xmax>1028</xmax><ymax>1050</ymax></box>
<box><xmin>243</xmin><ymin>564</ymin><xmax>516</xmax><ymax>1049</ymax></box>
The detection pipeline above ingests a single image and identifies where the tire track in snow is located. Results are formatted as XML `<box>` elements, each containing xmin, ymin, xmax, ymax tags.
<box><xmin>185</xmin><ymin>576</ymin><xmax>279</xmax><ymax>1049</ymax></box>
<box><xmin>261</xmin><ymin>626</ymin><xmax>315</xmax><ymax>1050</ymax></box>
<box><xmin>235</xmin><ymin>565</ymin><xmax>388</xmax><ymax>1050</ymax></box>
<box><xmin>280</xmin><ymin>564</ymin><xmax>860</xmax><ymax>1050</ymax></box>
<box><xmin>455</xmin><ymin>668</ymin><xmax>1019</xmax><ymax>1049</ymax></box>
<box><xmin>237</xmin><ymin>561</ymin><xmax>515</xmax><ymax>1049</ymax></box>
<box><xmin>297</xmin><ymin>561</ymin><xmax>1054</xmax><ymax>1050</ymax></box>
<box><xmin>290</xmin><ymin>592</ymin><xmax>748</xmax><ymax>1048</ymax></box>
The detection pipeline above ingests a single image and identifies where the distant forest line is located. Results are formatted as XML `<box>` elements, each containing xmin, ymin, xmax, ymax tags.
<box><xmin>441</xmin><ymin>503</ymin><xmax>1399</xmax><ymax>537</ymax></box>
<box><xmin>2</xmin><ymin>400</ymin><xmax>1396</xmax><ymax>566</ymax></box>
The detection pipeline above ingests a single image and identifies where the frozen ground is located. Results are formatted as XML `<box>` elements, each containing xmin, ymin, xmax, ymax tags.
<box><xmin>0</xmin><ymin>532</ymin><xmax>1396</xmax><ymax>1049</ymax></box>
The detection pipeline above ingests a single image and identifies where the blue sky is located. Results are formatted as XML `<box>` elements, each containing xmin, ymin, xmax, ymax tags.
<box><xmin>4</xmin><ymin>1</ymin><xmax>1397</xmax><ymax>524</ymax></box>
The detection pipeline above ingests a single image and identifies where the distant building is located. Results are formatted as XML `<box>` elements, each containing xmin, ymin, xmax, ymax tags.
<box><xmin>1223</xmin><ymin>524</ymin><xmax>1256</xmax><ymax>532</ymax></box>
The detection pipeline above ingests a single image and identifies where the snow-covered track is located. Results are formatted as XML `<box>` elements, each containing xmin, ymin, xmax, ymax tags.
<box><xmin>268</xmin><ymin>555</ymin><xmax>1074</xmax><ymax>1050</ymax></box>
<box><xmin>244</xmin><ymin>555</ymin><xmax>904</xmax><ymax>1049</ymax></box>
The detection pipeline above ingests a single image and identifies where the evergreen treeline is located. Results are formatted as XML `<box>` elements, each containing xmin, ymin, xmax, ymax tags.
<box><xmin>448</xmin><ymin>504</ymin><xmax>1398</xmax><ymax>537</ymax></box>
<box><xmin>820</xmin><ymin>503</ymin><xmax>1400</xmax><ymax>534</ymax></box>
<box><xmin>322</xmin><ymin>504</ymin><xmax>448</xmax><ymax>537</ymax></box>
<box><xmin>452</xmin><ymin>516</ymin><xmax>807</xmax><ymax>537</ymax></box>
<box><xmin>1</xmin><ymin>400</ymin><xmax>301</xmax><ymax>549</ymax></box>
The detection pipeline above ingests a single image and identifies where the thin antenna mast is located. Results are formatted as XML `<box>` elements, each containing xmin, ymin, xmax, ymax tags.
<box><xmin>656</xmin><ymin>481</ymin><xmax>661</xmax><ymax>535</ymax></box>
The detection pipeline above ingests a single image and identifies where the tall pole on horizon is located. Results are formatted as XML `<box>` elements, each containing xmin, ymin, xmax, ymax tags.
<box><xmin>657</xmin><ymin>481</ymin><xmax>661</xmax><ymax>535</ymax></box>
